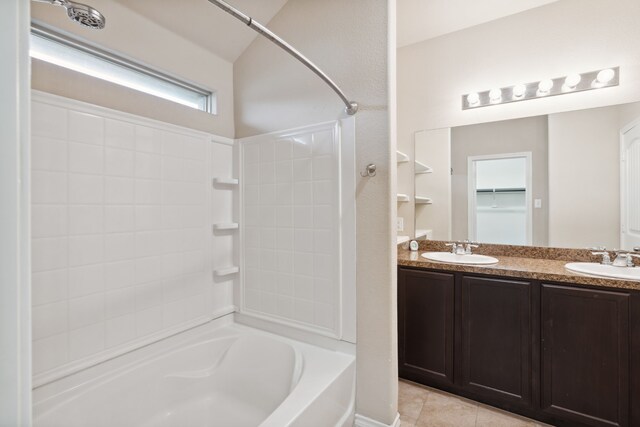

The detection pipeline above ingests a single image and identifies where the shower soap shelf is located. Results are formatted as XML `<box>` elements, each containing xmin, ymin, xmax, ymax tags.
<box><xmin>214</xmin><ymin>223</ymin><xmax>239</xmax><ymax>231</ymax></box>
<box><xmin>213</xmin><ymin>178</ymin><xmax>239</xmax><ymax>185</ymax></box>
<box><xmin>397</xmin><ymin>151</ymin><xmax>410</xmax><ymax>163</ymax></box>
<box><xmin>214</xmin><ymin>266</ymin><xmax>239</xmax><ymax>277</ymax></box>
<box><xmin>415</xmin><ymin>161</ymin><xmax>433</xmax><ymax>174</ymax></box>
<box><xmin>397</xmin><ymin>193</ymin><xmax>410</xmax><ymax>202</ymax></box>
<box><xmin>415</xmin><ymin>196</ymin><xmax>433</xmax><ymax>204</ymax></box>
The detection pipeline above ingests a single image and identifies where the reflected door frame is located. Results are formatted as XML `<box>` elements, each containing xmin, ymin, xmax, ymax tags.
<box><xmin>620</xmin><ymin>117</ymin><xmax>640</xmax><ymax>249</ymax></box>
<box><xmin>467</xmin><ymin>152</ymin><xmax>533</xmax><ymax>245</ymax></box>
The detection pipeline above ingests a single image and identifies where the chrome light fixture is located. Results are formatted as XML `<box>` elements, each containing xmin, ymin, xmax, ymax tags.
<box><xmin>512</xmin><ymin>84</ymin><xmax>527</xmax><ymax>99</ymax></box>
<box><xmin>489</xmin><ymin>88</ymin><xmax>502</xmax><ymax>103</ymax></box>
<box><xmin>462</xmin><ymin>67</ymin><xmax>619</xmax><ymax>110</ymax></box>
<box><xmin>466</xmin><ymin>92</ymin><xmax>480</xmax><ymax>107</ymax></box>
<box><xmin>563</xmin><ymin>73</ymin><xmax>582</xmax><ymax>91</ymax></box>
<box><xmin>593</xmin><ymin>68</ymin><xmax>616</xmax><ymax>87</ymax></box>
<box><xmin>537</xmin><ymin>79</ymin><xmax>554</xmax><ymax>96</ymax></box>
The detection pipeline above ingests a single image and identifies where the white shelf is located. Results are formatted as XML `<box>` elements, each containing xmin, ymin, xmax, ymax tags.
<box><xmin>213</xmin><ymin>178</ymin><xmax>239</xmax><ymax>185</ymax></box>
<box><xmin>415</xmin><ymin>229</ymin><xmax>433</xmax><ymax>240</ymax></box>
<box><xmin>213</xmin><ymin>223</ymin><xmax>239</xmax><ymax>231</ymax></box>
<box><xmin>397</xmin><ymin>151</ymin><xmax>410</xmax><ymax>163</ymax></box>
<box><xmin>414</xmin><ymin>160</ymin><xmax>433</xmax><ymax>174</ymax></box>
<box><xmin>214</xmin><ymin>266</ymin><xmax>239</xmax><ymax>277</ymax></box>
<box><xmin>397</xmin><ymin>193</ymin><xmax>410</xmax><ymax>202</ymax></box>
<box><xmin>415</xmin><ymin>196</ymin><xmax>433</xmax><ymax>204</ymax></box>
<box><xmin>397</xmin><ymin>235</ymin><xmax>410</xmax><ymax>245</ymax></box>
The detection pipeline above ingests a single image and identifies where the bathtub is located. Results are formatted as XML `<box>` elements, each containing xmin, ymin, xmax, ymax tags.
<box><xmin>33</xmin><ymin>318</ymin><xmax>355</xmax><ymax>427</ymax></box>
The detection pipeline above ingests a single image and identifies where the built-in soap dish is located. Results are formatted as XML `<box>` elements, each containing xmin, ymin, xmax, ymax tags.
<box><xmin>212</xmin><ymin>178</ymin><xmax>239</xmax><ymax>186</ymax></box>
<box><xmin>214</xmin><ymin>266</ymin><xmax>239</xmax><ymax>277</ymax></box>
<box><xmin>213</xmin><ymin>223</ymin><xmax>239</xmax><ymax>231</ymax></box>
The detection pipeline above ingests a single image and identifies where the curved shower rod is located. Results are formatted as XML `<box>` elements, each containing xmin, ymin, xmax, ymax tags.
<box><xmin>208</xmin><ymin>0</ymin><xmax>358</xmax><ymax>115</ymax></box>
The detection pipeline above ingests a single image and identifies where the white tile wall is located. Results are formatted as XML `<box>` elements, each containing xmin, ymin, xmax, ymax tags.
<box><xmin>30</xmin><ymin>94</ymin><xmax>228</xmax><ymax>380</ymax></box>
<box><xmin>241</xmin><ymin>123</ymin><xmax>341</xmax><ymax>336</ymax></box>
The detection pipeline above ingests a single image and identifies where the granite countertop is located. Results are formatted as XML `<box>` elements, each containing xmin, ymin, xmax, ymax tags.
<box><xmin>398</xmin><ymin>246</ymin><xmax>640</xmax><ymax>292</ymax></box>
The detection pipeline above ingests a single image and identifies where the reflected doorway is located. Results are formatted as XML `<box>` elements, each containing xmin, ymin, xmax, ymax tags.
<box><xmin>621</xmin><ymin>119</ymin><xmax>640</xmax><ymax>249</ymax></box>
<box><xmin>468</xmin><ymin>153</ymin><xmax>532</xmax><ymax>245</ymax></box>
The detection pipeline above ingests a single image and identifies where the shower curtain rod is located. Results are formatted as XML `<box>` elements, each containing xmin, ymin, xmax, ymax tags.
<box><xmin>207</xmin><ymin>0</ymin><xmax>358</xmax><ymax>115</ymax></box>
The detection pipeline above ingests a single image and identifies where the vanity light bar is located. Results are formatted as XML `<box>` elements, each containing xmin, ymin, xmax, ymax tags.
<box><xmin>462</xmin><ymin>67</ymin><xmax>620</xmax><ymax>110</ymax></box>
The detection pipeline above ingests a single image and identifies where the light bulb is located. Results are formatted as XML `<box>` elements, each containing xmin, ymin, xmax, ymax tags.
<box><xmin>538</xmin><ymin>79</ymin><xmax>554</xmax><ymax>95</ymax></box>
<box><xmin>512</xmin><ymin>84</ymin><xmax>527</xmax><ymax>99</ymax></box>
<box><xmin>563</xmin><ymin>74</ymin><xmax>582</xmax><ymax>90</ymax></box>
<box><xmin>596</xmin><ymin>68</ymin><xmax>615</xmax><ymax>85</ymax></box>
<box><xmin>489</xmin><ymin>88</ymin><xmax>502</xmax><ymax>103</ymax></box>
<box><xmin>467</xmin><ymin>92</ymin><xmax>480</xmax><ymax>106</ymax></box>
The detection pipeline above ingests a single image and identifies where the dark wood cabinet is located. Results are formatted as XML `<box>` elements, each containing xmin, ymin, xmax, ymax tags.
<box><xmin>398</xmin><ymin>266</ymin><xmax>638</xmax><ymax>427</ymax></box>
<box><xmin>541</xmin><ymin>284</ymin><xmax>630</xmax><ymax>427</ymax></box>
<box><xmin>398</xmin><ymin>269</ymin><xmax>455</xmax><ymax>388</ymax></box>
<box><xmin>460</xmin><ymin>276</ymin><xmax>533</xmax><ymax>407</ymax></box>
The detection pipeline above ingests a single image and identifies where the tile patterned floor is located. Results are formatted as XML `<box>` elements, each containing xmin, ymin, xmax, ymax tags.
<box><xmin>398</xmin><ymin>379</ymin><xmax>553</xmax><ymax>427</ymax></box>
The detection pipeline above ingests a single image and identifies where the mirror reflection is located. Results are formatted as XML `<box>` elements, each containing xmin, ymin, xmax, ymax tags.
<box><xmin>414</xmin><ymin>101</ymin><xmax>640</xmax><ymax>250</ymax></box>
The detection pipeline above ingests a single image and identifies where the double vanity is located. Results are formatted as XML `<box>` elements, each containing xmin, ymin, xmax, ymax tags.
<box><xmin>398</xmin><ymin>240</ymin><xmax>640</xmax><ymax>427</ymax></box>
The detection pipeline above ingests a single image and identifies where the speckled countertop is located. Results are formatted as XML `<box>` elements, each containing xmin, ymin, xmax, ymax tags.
<box><xmin>398</xmin><ymin>241</ymin><xmax>640</xmax><ymax>292</ymax></box>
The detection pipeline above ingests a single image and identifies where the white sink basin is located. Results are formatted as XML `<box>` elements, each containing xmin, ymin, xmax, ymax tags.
<box><xmin>421</xmin><ymin>252</ymin><xmax>499</xmax><ymax>265</ymax></box>
<box><xmin>565</xmin><ymin>262</ymin><xmax>640</xmax><ymax>281</ymax></box>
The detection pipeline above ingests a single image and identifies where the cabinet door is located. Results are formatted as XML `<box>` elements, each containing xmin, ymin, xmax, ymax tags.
<box><xmin>541</xmin><ymin>284</ymin><xmax>630</xmax><ymax>427</ymax></box>
<box><xmin>398</xmin><ymin>268</ymin><xmax>455</xmax><ymax>387</ymax></box>
<box><xmin>460</xmin><ymin>276</ymin><xmax>533</xmax><ymax>407</ymax></box>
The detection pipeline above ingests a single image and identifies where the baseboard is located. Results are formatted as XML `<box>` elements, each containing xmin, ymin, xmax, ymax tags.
<box><xmin>354</xmin><ymin>412</ymin><xmax>400</xmax><ymax>427</ymax></box>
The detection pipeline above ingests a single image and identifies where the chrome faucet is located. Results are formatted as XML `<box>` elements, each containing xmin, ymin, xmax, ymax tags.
<box><xmin>612</xmin><ymin>249</ymin><xmax>640</xmax><ymax>267</ymax></box>
<box><xmin>463</xmin><ymin>240</ymin><xmax>480</xmax><ymax>255</ymax></box>
<box><xmin>445</xmin><ymin>242</ymin><xmax>463</xmax><ymax>255</ymax></box>
<box><xmin>591</xmin><ymin>249</ymin><xmax>612</xmax><ymax>265</ymax></box>
<box><xmin>445</xmin><ymin>240</ymin><xmax>480</xmax><ymax>255</ymax></box>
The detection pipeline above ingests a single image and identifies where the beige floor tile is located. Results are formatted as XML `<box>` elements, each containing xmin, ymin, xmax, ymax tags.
<box><xmin>398</xmin><ymin>380</ymin><xmax>429</xmax><ymax>424</ymax></box>
<box><xmin>415</xmin><ymin>391</ymin><xmax>478</xmax><ymax>427</ymax></box>
<box><xmin>398</xmin><ymin>380</ymin><xmax>547</xmax><ymax>427</ymax></box>
<box><xmin>399</xmin><ymin>395</ymin><xmax>426</xmax><ymax>423</ymax></box>
<box><xmin>399</xmin><ymin>379</ymin><xmax>430</xmax><ymax>400</ymax></box>
<box><xmin>399</xmin><ymin>414</ymin><xmax>417</xmax><ymax>427</ymax></box>
<box><xmin>475</xmin><ymin>406</ymin><xmax>537</xmax><ymax>427</ymax></box>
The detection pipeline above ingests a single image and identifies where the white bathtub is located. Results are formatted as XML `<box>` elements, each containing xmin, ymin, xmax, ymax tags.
<box><xmin>33</xmin><ymin>318</ymin><xmax>355</xmax><ymax>427</ymax></box>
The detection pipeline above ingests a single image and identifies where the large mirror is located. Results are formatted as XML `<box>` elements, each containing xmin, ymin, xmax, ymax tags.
<box><xmin>413</xmin><ymin>101</ymin><xmax>640</xmax><ymax>250</ymax></box>
<box><xmin>397</xmin><ymin>0</ymin><xmax>640</xmax><ymax>250</ymax></box>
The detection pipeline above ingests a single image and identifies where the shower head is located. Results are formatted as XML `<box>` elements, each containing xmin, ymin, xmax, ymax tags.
<box><xmin>65</xmin><ymin>2</ymin><xmax>106</xmax><ymax>29</ymax></box>
<box><xmin>33</xmin><ymin>0</ymin><xmax>106</xmax><ymax>29</ymax></box>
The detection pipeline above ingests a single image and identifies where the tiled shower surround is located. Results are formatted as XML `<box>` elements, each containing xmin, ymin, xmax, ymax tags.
<box><xmin>30</xmin><ymin>93</ymin><xmax>234</xmax><ymax>384</ymax></box>
<box><xmin>241</xmin><ymin>123</ymin><xmax>344</xmax><ymax>337</ymax></box>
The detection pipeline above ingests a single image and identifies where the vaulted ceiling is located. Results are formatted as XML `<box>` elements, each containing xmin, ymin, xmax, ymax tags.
<box><xmin>32</xmin><ymin>0</ymin><xmax>563</xmax><ymax>62</ymax></box>
<box><xmin>113</xmin><ymin>0</ymin><xmax>289</xmax><ymax>62</ymax></box>
<box><xmin>397</xmin><ymin>0</ymin><xmax>560</xmax><ymax>47</ymax></box>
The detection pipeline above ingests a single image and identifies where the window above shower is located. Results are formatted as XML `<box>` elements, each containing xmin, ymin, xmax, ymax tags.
<box><xmin>30</xmin><ymin>25</ymin><xmax>216</xmax><ymax>114</ymax></box>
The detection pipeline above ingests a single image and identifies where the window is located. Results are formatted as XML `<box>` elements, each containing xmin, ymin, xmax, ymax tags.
<box><xmin>30</xmin><ymin>26</ymin><xmax>216</xmax><ymax>113</ymax></box>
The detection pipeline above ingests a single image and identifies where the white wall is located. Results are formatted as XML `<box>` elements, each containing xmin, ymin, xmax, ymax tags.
<box><xmin>234</xmin><ymin>0</ymin><xmax>397</xmax><ymax>424</ymax></box>
<box><xmin>548</xmin><ymin>106</ymin><xmax>622</xmax><ymax>248</ymax></box>
<box><xmin>31</xmin><ymin>0</ymin><xmax>235</xmax><ymax>137</ymax></box>
<box><xmin>238</xmin><ymin>121</ymin><xmax>355</xmax><ymax>341</ymax></box>
<box><xmin>414</xmin><ymin>129</ymin><xmax>451</xmax><ymax>240</ymax></box>
<box><xmin>618</xmin><ymin>102</ymin><xmax>640</xmax><ymax>129</ymax></box>
<box><xmin>30</xmin><ymin>93</ymin><xmax>235</xmax><ymax>387</ymax></box>
<box><xmin>0</xmin><ymin>0</ymin><xmax>31</xmax><ymax>425</ymax></box>
<box><xmin>398</xmin><ymin>0</ymin><xmax>640</xmax><ymax>163</ymax></box>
